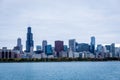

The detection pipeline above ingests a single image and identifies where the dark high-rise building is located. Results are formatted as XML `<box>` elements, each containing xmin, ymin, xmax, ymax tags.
<box><xmin>42</xmin><ymin>40</ymin><xmax>47</xmax><ymax>53</ymax></box>
<box><xmin>76</xmin><ymin>43</ymin><xmax>90</xmax><ymax>52</ymax></box>
<box><xmin>45</xmin><ymin>45</ymin><xmax>53</xmax><ymax>55</ymax></box>
<box><xmin>55</xmin><ymin>40</ymin><xmax>64</xmax><ymax>57</ymax></box>
<box><xmin>17</xmin><ymin>38</ymin><xmax>23</xmax><ymax>52</ymax></box>
<box><xmin>105</xmin><ymin>45</ymin><xmax>111</xmax><ymax>52</ymax></box>
<box><xmin>36</xmin><ymin>45</ymin><xmax>41</xmax><ymax>51</ymax></box>
<box><xmin>64</xmin><ymin>45</ymin><xmax>68</xmax><ymax>52</ymax></box>
<box><xmin>26</xmin><ymin>27</ymin><xmax>34</xmax><ymax>52</ymax></box>
<box><xmin>90</xmin><ymin>36</ymin><xmax>95</xmax><ymax>54</ymax></box>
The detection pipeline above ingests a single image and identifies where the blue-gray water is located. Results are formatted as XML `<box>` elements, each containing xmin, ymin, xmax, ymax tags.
<box><xmin>0</xmin><ymin>62</ymin><xmax>120</xmax><ymax>80</ymax></box>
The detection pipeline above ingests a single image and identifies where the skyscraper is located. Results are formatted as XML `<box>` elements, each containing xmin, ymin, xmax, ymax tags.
<box><xmin>76</xmin><ymin>43</ymin><xmax>90</xmax><ymax>52</ymax></box>
<box><xmin>55</xmin><ymin>40</ymin><xmax>64</xmax><ymax>57</ymax></box>
<box><xmin>26</xmin><ymin>27</ymin><xmax>34</xmax><ymax>52</ymax></box>
<box><xmin>69</xmin><ymin>39</ymin><xmax>76</xmax><ymax>52</ymax></box>
<box><xmin>64</xmin><ymin>45</ymin><xmax>68</xmax><ymax>52</ymax></box>
<box><xmin>36</xmin><ymin>45</ymin><xmax>41</xmax><ymax>51</ymax></box>
<box><xmin>17</xmin><ymin>38</ymin><xmax>23</xmax><ymax>52</ymax></box>
<box><xmin>42</xmin><ymin>40</ymin><xmax>47</xmax><ymax>53</ymax></box>
<box><xmin>45</xmin><ymin>45</ymin><xmax>53</xmax><ymax>55</ymax></box>
<box><xmin>90</xmin><ymin>36</ymin><xmax>95</xmax><ymax>54</ymax></box>
<box><xmin>105</xmin><ymin>45</ymin><xmax>111</xmax><ymax>52</ymax></box>
<box><xmin>111</xmin><ymin>43</ymin><xmax>115</xmax><ymax>57</ymax></box>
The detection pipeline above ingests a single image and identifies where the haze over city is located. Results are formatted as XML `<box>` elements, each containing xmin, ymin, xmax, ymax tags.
<box><xmin>0</xmin><ymin>0</ymin><xmax>120</xmax><ymax>49</ymax></box>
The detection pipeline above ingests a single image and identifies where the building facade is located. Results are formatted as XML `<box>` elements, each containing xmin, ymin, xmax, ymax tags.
<box><xmin>76</xmin><ymin>43</ymin><xmax>90</xmax><ymax>52</ymax></box>
<box><xmin>42</xmin><ymin>40</ymin><xmax>47</xmax><ymax>53</ymax></box>
<box><xmin>55</xmin><ymin>40</ymin><xmax>64</xmax><ymax>57</ymax></box>
<box><xmin>90</xmin><ymin>36</ymin><xmax>95</xmax><ymax>54</ymax></box>
<box><xmin>111</xmin><ymin>43</ymin><xmax>115</xmax><ymax>57</ymax></box>
<box><xmin>69</xmin><ymin>39</ymin><xmax>76</xmax><ymax>52</ymax></box>
<box><xmin>17</xmin><ymin>38</ymin><xmax>23</xmax><ymax>52</ymax></box>
<box><xmin>0</xmin><ymin>47</ymin><xmax>21</xmax><ymax>59</ymax></box>
<box><xmin>45</xmin><ymin>45</ymin><xmax>53</xmax><ymax>55</ymax></box>
<box><xmin>26</xmin><ymin>27</ymin><xmax>34</xmax><ymax>52</ymax></box>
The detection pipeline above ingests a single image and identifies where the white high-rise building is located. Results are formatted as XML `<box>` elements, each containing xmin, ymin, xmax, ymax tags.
<box><xmin>69</xmin><ymin>39</ymin><xmax>76</xmax><ymax>52</ymax></box>
<box><xmin>68</xmin><ymin>48</ymin><xmax>74</xmax><ymax>58</ymax></box>
<box><xmin>17</xmin><ymin>38</ymin><xmax>23</xmax><ymax>52</ymax></box>
<box><xmin>42</xmin><ymin>40</ymin><xmax>47</xmax><ymax>53</ymax></box>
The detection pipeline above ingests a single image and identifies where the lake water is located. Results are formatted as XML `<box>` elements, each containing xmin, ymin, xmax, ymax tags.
<box><xmin>0</xmin><ymin>62</ymin><xmax>120</xmax><ymax>80</ymax></box>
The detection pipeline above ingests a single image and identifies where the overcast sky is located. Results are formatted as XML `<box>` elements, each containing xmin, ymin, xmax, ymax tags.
<box><xmin>0</xmin><ymin>0</ymin><xmax>120</xmax><ymax>49</ymax></box>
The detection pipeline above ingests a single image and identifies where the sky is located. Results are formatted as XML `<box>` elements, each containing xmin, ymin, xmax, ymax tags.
<box><xmin>0</xmin><ymin>0</ymin><xmax>120</xmax><ymax>49</ymax></box>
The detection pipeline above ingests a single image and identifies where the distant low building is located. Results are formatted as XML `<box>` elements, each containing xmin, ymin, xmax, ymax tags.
<box><xmin>79</xmin><ymin>51</ymin><xmax>95</xmax><ymax>59</ymax></box>
<box><xmin>68</xmin><ymin>48</ymin><xmax>74</xmax><ymax>58</ymax></box>
<box><xmin>0</xmin><ymin>47</ymin><xmax>21</xmax><ymax>59</ymax></box>
<box><xmin>74</xmin><ymin>52</ymin><xmax>79</xmax><ymax>58</ymax></box>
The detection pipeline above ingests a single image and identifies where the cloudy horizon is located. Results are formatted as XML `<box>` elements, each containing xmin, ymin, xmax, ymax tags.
<box><xmin>0</xmin><ymin>0</ymin><xmax>120</xmax><ymax>49</ymax></box>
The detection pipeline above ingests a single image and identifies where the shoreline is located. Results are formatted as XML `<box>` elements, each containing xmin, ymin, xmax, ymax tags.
<box><xmin>0</xmin><ymin>58</ymin><xmax>120</xmax><ymax>63</ymax></box>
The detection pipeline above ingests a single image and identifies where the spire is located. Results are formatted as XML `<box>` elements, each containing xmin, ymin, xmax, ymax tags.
<box><xmin>28</xmin><ymin>27</ymin><xmax>31</xmax><ymax>33</ymax></box>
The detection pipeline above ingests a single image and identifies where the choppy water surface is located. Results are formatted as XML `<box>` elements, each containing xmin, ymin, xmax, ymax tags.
<box><xmin>0</xmin><ymin>62</ymin><xmax>120</xmax><ymax>80</ymax></box>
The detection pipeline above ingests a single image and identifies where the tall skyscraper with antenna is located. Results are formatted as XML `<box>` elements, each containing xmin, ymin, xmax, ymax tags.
<box><xmin>26</xmin><ymin>27</ymin><xmax>34</xmax><ymax>52</ymax></box>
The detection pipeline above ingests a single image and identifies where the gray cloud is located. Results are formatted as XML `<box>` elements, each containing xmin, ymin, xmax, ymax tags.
<box><xmin>0</xmin><ymin>0</ymin><xmax>120</xmax><ymax>49</ymax></box>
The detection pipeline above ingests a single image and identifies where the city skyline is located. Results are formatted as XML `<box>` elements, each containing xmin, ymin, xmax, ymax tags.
<box><xmin>0</xmin><ymin>0</ymin><xmax>120</xmax><ymax>49</ymax></box>
<box><xmin>0</xmin><ymin>26</ymin><xmax>119</xmax><ymax>50</ymax></box>
<box><xmin>0</xmin><ymin>26</ymin><xmax>118</xmax><ymax>59</ymax></box>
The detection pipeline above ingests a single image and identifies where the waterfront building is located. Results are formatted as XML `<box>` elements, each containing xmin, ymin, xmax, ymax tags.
<box><xmin>90</xmin><ymin>36</ymin><xmax>95</xmax><ymax>54</ymax></box>
<box><xmin>69</xmin><ymin>39</ymin><xmax>76</xmax><ymax>52</ymax></box>
<box><xmin>55</xmin><ymin>40</ymin><xmax>64</xmax><ymax>57</ymax></box>
<box><xmin>36</xmin><ymin>45</ymin><xmax>41</xmax><ymax>51</ymax></box>
<box><xmin>0</xmin><ymin>47</ymin><xmax>21</xmax><ymax>59</ymax></box>
<box><xmin>26</xmin><ymin>27</ymin><xmax>34</xmax><ymax>52</ymax></box>
<box><xmin>13</xmin><ymin>38</ymin><xmax>23</xmax><ymax>54</ymax></box>
<box><xmin>105</xmin><ymin>45</ymin><xmax>111</xmax><ymax>52</ymax></box>
<box><xmin>64</xmin><ymin>45</ymin><xmax>68</xmax><ymax>52</ymax></box>
<box><xmin>45</xmin><ymin>45</ymin><xmax>53</xmax><ymax>55</ymax></box>
<box><xmin>76</xmin><ymin>43</ymin><xmax>90</xmax><ymax>52</ymax></box>
<box><xmin>17</xmin><ymin>38</ymin><xmax>23</xmax><ymax>52</ymax></box>
<box><xmin>68</xmin><ymin>48</ymin><xmax>74</xmax><ymax>58</ymax></box>
<box><xmin>42</xmin><ymin>40</ymin><xmax>47</xmax><ymax>53</ymax></box>
<box><xmin>115</xmin><ymin>47</ymin><xmax>120</xmax><ymax>58</ymax></box>
<box><xmin>111</xmin><ymin>43</ymin><xmax>115</xmax><ymax>57</ymax></box>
